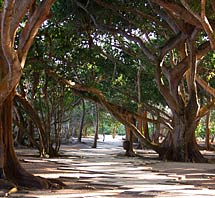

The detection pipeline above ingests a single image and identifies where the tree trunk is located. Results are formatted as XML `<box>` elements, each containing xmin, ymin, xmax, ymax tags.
<box><xmin>13</xmin><ymin>106</ymin><xmax>27</xmax><ymax>146</ymax></box>
<box><xmin>28</xmin><ymin>120</ymin><xmax>36</xmax><ymax>148</ymax></box>
<box><xmin>14</xmin><ymin>94</ymin><xmax>48</xmax><ymax>156</ymax></box>
<box><xmin>160</xmin><ymin>111</ymin><xmax>206</xmax><ymax>162</ymax></box>
<box><xmin>124</xmin><ymin>115</ymin><xmax>135</xmax><ymax>157</ymax></box>
<box><xmin>153</xmin><ymin>37</ymin><xmax>207</xmax><ymax>162</ymax></box>
<box><xmin>0</xmin><ymin>0</ymin><xmax>61</xmax><ymax>188</ymax></box>
<box><xmin>92</xmin><ymin>103</ymin><xmax>99</xmax><ymax>148</ymax></box>
<box><xmin>0</xmin><ymin>105</ymin><xmax>4</xmax><ymax>178</ymax></box>
<box><xmin>78</xmin><ymin>99</ymin><xmax>85</xmax><ymax>142</ymax></box>
<box><xmin>153</xmin><ymin>117</ymin><xmax>160</xmax><ymax>144</ymax></box>
<box><xmin>205</xmin><ymin>110</ymin><xmax>210</xmax><ymax>150</ymax></box>
<box><xmin>0</xmin><ymin>91</ymin><xmax>54</xmax><ymax>188</ymax></box>
<box><xmin>143</xmin><ymin>111</ymin><xmax>150</xmax><ymax>140</ymax></box>
<box><xmin>137</xmin><ymin>64</ymin><xmax>143</xmax><ymax>134</ymax></box>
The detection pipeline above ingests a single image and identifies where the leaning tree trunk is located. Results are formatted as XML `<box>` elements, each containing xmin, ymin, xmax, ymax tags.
<box><xmin>14</xmin><ymin>93</ymin><xmax>48</xmax><ymax>156</ymax></box>
<box><xmin>0</xmin><ymin>91</ymin><xmax>54</xmax><ymax>188</ymax></box>
<box><xmin>0</xmin><ymin>0</ymin><xmax>62</xmax><ymax>189</ymax></box>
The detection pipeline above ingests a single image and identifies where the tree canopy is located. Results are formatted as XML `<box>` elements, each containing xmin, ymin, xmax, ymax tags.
<box><xmin>20</xmin><ymin>0</ymin><xmax>215</xmax><ymax>162</ymax></box>
<box><xmin>2</xmin><ymin>0</ymin><xmax>215</xmax><ymax>189</ymax></box>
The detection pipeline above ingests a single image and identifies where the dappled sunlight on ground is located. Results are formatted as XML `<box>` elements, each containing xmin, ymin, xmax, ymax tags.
<box><xmin>2</xmin><ymin>135</ymin><xmax>215</xmax><ymax>197</ymax></box>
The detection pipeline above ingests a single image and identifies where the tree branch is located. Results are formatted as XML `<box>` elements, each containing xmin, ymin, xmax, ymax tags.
<box><xmin>0</xmin><ymin>0</ymin><xmax>22</xmax><ymax>102</ymax></box>
<box><xmin>1</xmin><ymin>0</ymin><xmax>16</xmax><ymax>82</ymax></box>
<box><xmin>196</xmin><ymin>75</ymin><xmax>215</xmax><ymax>97</ymax></box>
<box><xmin>160</xmin><ymin>32</ymin><xmax>187</xmax><ymax>58</ymax></box>
<box><xmin>147</xmin><ymin>0</ymin><xmax>180</xmax><ymax>34</ymax></box>
<box><xmin>151</xmin><ymin>0</ymin><xmax>201</xmax><ymax>27</ymax></box>
<box><xmin>181</xmin><ymin>0</ymin><xmax>215</xmax><ymax>51</ymax></box>
<box><xmin>76</xmin><ymin>0</ymin><xmax>158</xmax><ymax>64</ymax></box>
<box><xmin>47</xmin><ymin>69</ymin><xmax>170</xmax><ymax>151</ymax></box>
<box><xmin>200</xmin><ymin>0</ymin><xmax>215</xmax><ymax>51</ymax></box>
<box><xmin>18</xmin><ymin>0</ymin><xmax>54</xmax><ymax>67</ymax></box>
<box><xmin>10</xmin><ymin>0</ymin><xmax>35</xmax><ymax>44</ymax></box>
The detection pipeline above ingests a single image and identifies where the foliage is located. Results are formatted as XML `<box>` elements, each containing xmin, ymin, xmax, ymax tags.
<box><xmin>196</xmin><ymin>110</ymin><xmax>215</xmax><ymax>139</ymax></box>
<box><xmin>15</xmin><ymin>0</ymin><xmax>215</xmax><ymax>162</ymax></box>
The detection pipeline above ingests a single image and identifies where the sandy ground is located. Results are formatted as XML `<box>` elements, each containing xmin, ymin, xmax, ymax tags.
<box><xmin>1</xmin><ymin>135</ymin><xmax>215</xmax><ymax>198</ymax></box>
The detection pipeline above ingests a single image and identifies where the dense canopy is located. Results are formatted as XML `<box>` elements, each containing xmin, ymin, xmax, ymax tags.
<box><xmin>1</xmin><ymin>0</ymin><xmax>215</xmax><ymax>189</ymax></box>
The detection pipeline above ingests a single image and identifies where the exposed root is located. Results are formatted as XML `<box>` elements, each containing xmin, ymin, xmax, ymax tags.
<box><xmin>47</xmin><ymin>178</ymin><xmax>66</xmax><ymax>189</ymax></box>
<box><xmin>0</xmin><ymin>177</ymin><xmax>65</xmax><ymax>197</ymax></box>
<box><xmin>17</xmin><ymin>176</ymin><xmax>66</xmax><ymax>190</ymax></box>
<box><xmin>5</xmin><ymin>186</ymin><xmax>18</xmax><ymax>197</ymax></box>
<box><xmin>0</xmin><ymin>179</ymin><xmax>15</xmax><ymax>190</ymax></box>
<box><xmin>0</xmin><ymin>179</ymin><xmax>17</xmax><ymax>197</ymax></box>
<box><xmin>125</xmin><ymin>150</ymin><xmax>136</xmax><ymax>157</ymax></box>
<box><xmin>3</xmin><ymin>174</ymin><xmax>65</xmax><ymax>191</ymax></box>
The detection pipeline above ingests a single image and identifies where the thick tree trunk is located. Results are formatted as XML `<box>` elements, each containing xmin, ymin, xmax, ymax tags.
<box><xmin>1</xmin><ymin>92</ymin><xmax>44</xmax><ymax>187</ymax></box>
<box><xmin>0</xmin><ymin>91</ymin><xmax>62</xmax><ymax>188</ymax></box>
<box><xmin>0</xmin><ymin>0</ymin><xmax>59</xmax><ymax>189</ymax></box>
<box><xmin>160</xmin><ymin>111</ymin><xmax>206</xmax><ymax>162</ymax></box>
<box><xmin>0</xmin><ymin>105</ymin><xmax>4</xmax><ymax>178</ymax></box>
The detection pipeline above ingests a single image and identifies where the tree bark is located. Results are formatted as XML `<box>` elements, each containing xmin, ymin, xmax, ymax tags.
<box><xmin>78</xmin><ymin>99</ymin><xmax>85</xmax><ymax>142</ymax></box>
<box><xmin>160</xmin><ymin>109</ymin><xmax>206</xmax><ymax>162</ymax></box>
<box><xmin>1</xmin><ymin>91</ymin><xmax>52</xmax><ymax>188</ymax></box>
<box><xmin>0</xmin><ymin>0</ymin><xmax>62</xmax><ymax>188</ymax></box>
<box><xmin>14</xmin><ymin>93</ymin><xmax>47</xmax><ymax>156</ymax></box>
<box><xmin>124</xmin><ymin>115</ymin><xmax>135</xmax><ymax>157</ymax></box>
<box><xmin>0</xmin><ymin>104</ymin><xmax>4</xmax><ymax>178</ymax></box>
<box><xmin>143</xmin><ymin>111</ymin><xmax>150</xmax><ymax>140</ymax></box>
<box><xmin>205</xmin><ymin>110</ymin><xmax>210</xmax><ymax>150</ymax></box>
<box><xmin>92</xmin><ymin>103</ymin><xmax>99</xmax><ymax>148</ymax></box>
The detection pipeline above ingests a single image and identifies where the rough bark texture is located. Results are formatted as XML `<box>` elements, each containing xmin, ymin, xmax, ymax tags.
<box><xmin>0</xmin><ymin>0</ymin><xmax>62</xmax><ymax>189</ymax></box>
<box><xmin>1</xmin><ymin>91</ymin><xmax>51</xmax><ymax>188</ymax></box>
<box><xmin>124</xmin><ymin>115</ymin><xmax>135</xmax><ymax>157</ymax></box>
<box><xmin>0</xmin><ymin>105</ymin><xmax>4</xmax><ymax>179</ymax></box>
<box><xmin>159</xmin><ymin>107</ymin><xmax>207</xmax><ymax>163</ymax></box>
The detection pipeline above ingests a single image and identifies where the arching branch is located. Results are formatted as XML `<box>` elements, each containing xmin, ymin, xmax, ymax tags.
<box><xmin>47</xmin><ymin>70</ymin><xmax>172</xmax><ymax>152</ymax></box>
<box><xmin>18</xmin><ymin>0</ymin><xmax>54</xmax><ymax>67</ymax></box>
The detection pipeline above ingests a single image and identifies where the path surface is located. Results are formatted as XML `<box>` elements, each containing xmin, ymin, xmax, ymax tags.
<box><xmin>2</xmin><ymin>135</ymin><xmax>215</xmax><ymax>197</ymax></box>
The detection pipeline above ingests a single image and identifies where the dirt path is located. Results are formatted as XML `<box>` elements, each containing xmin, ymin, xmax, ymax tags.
<box><xmin>2</xmin><ymin>135</ymin><xmax>215</xmax><ymax>197</ymax></box>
